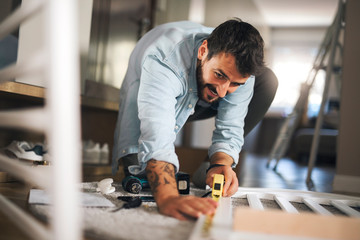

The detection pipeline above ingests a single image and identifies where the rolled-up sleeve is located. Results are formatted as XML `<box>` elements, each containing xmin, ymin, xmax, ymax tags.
<box><xmin>209</xmin><ymin>76</ymin><xmax>255</xmax><ymax>166</ymax></box>
<box><xmin>137</xmin><ymin>56</ymin><xmax>183</xmax><ymax>172</ymax></box>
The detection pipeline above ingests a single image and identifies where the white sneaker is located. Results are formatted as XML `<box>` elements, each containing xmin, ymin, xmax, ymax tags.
<box><xmin>4</xmin><ymin>141</ymin><xmax>43</xmax><ymax>161</ymax></box>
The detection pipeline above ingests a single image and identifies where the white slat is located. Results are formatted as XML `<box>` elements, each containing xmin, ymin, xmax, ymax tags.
<box><xmin>0</xmin><ymin>194</ymin><xmax>51</xmax><ymax>240</ymax></box>
<box><xmin>0</xmin><ymin>51</ymin><xmax>45</xmax><ymax>83</ymax></box>
<box><xmin>47</xmin><ymin>0</ymin><xmax>82</xmax><ymax>239</ymax></box>
<box><xmin>0</xmin><ymin>0</ymin><xmax>44</xmax><ymax>39</ymax></box>
<box><xmin>247</xmin><ymin>194</ymin><xmax>264</xmax><ymax>210</ymax></box>
<box><xmin>303</xmin><ymin>198</ymin><xmax>333</xmax><ymax>216</ymax></box>
<box><xmin>0</xmin><ymin>107</ymin><xmax>47</xmax><ymax>133</ymax></box>
<box><xmin>211</xmin><ymin>197</ymin><xmax>232</xmax><ymax>239</ymax></box>
<box><xmin>274</xmin><ymin>196</ymin><xmax>299</xmax><ymax>214</ymax></box>
<box><xmin>0</xmin><ymin>154</ymin><xmax>51</xmax><ymax>189</ymax></box>
<box><xmin>331</xmin><ymin>200</ymin><xmax>360</xmax><ymax>218</ymax></box>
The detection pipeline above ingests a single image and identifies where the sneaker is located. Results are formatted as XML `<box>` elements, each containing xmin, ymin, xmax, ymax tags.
<box><xmin>4</xmin><ymin>141</ymin><xmax>44</xmax><ymax>161</ymax></box>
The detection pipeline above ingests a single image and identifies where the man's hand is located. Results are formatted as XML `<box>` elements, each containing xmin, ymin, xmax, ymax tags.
<box><xmin>146</xmin><ymin>159</ymin><xmax>218</xmax><ymax>220</ymax></box>
<box><xmin>155</xmin><ymin>195</ymin><xmax>218</xmax><ymax>221</ymax></box>
<box><xmin>206</xmin><ymin>152</ymin><xmax>239</xmax><ymax>197</ymax></box>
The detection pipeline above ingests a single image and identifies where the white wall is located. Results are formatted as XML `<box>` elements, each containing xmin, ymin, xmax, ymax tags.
<box><xmin>333</xmin><ymin>0</ymin><xmax>360</xmax><ymax>194</ymax></box>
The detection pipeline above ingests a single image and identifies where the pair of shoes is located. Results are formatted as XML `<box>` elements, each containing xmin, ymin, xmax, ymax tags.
<box><xmin>83</xmin><ymin>140</ymin><xmax>109</xmax><ymax>164</ymax></box>
<box><xmin>3</xmin><ymin>141</ymin><xmax>48</xmax><ymax>162</ymax></box>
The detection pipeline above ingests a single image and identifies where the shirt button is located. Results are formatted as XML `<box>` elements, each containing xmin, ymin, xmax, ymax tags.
<box><xmin>188</xmin><ymin>104</ymin><xmax>193</xmax><ymax>108</ymax></box>
<box><xmin>122</xmin><ymin>150</ymin><xmax>126</xmax><ymax>154</ymax></box>
<box><xmin>175</xmin><ymin>125</ymin><xmax>179</xmax><ymax>130</ymax></box>
<box><xmin>189</xmin><ymin>88</ymin><xmax>193</xmax><ymax>92</ymax></box>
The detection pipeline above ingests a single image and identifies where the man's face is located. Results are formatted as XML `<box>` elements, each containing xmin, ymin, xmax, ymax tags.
<box><xmin>196</xmin><ymin>41</ymin><xmax>250</xmax><ymax>103</ymax></box>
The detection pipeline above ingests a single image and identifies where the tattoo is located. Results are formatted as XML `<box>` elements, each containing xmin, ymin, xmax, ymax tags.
<box><xmin>146</xmin><ymin>159</ymin><xmax>177</xmax><ymax>195</ymax></box>
<box><xmin>163</xmin><ymin>163</ymin><xmax>175</xmax><ymax>178</ymax></box>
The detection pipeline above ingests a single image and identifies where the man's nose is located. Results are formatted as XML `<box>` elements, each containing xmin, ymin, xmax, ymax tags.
<box><xmin>216</xmin><ymin>81</ymin><xmax>230</xmax><ymax>98</ymax></box>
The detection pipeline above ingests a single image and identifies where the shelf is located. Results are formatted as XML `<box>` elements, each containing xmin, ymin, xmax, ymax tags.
<box><xmin>0</xmin><ymin>81</ymin><xmax>119</xmax><ymax>111</ymax></box>
<box><xmin>81</xmin><ymin>96</ymin><xmax>119</xmax><ymax>111</ymax></box>
<box><xmin>0</xmin><ymin>81</ymin><xmax>44</xmax><ymax>99</ymax></box>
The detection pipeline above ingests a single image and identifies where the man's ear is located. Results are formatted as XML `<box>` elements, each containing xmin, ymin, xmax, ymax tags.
<box><xmin>197</xmin><ymin>40</ymin><xmax>208</xmax><ymax>60</ymax></box>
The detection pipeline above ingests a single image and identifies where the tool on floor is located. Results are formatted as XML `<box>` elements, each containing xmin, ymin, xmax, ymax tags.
<box><xmin>122</xmin><ymin>172</ymin><xmax>190</xmax><ymax>194</ymax></box>
<box><xmin>112</xmin><ymin>196</ymin><xmax>142</xmax><ymax>212</ymax></box>
<box><xmin>122</xmin><ymin>175</ymin><xmax>150</xmax><ymax>194</ymax></box>
<box><xmin>118</xmin><ymin>196</ymin><xmax>155</xmax><ymax>202</ymax></box>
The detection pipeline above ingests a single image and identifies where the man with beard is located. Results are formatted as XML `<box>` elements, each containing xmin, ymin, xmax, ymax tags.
<box><xmin>112</xmin><ymin>18</ymin><xmax>278</xmax><ymax>220</ymax></box>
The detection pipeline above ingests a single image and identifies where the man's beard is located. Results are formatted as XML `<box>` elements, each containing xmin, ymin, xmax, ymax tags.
<box><xmin>196</xmin><ymin>60</ymin><xmax>219</xmax><ymax>104</ymax></box>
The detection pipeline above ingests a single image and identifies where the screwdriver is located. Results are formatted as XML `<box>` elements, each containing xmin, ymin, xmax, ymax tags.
<box><xmin>112</xmin><ymin>196</ymin><xmax>142</xmax><ymax>212</ymax></box>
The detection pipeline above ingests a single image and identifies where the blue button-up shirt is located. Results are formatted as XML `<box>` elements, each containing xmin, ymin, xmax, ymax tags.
<box><xmin>112</xmin><ymin>21</ymin><xmax>254</xmax><ymax>175</ymax></box>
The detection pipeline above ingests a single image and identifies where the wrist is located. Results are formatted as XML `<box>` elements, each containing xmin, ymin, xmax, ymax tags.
<box><xmin>210</xmin><ymin>152</ymin><xmax>234</xmax><ymax>166</ymax></box>
<box><xmin>206</xmin><ymin>163</ymin><xmax>225</xmax><ymax>173</ymax></box>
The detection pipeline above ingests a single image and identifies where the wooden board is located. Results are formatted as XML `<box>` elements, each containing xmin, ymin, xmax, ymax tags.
<box><xmin>233</xmin><ymin>207</ymin><xmax>360</xmax><ymax>240</ymax></box>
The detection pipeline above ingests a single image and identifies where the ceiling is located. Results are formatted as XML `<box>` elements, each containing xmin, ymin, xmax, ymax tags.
<box><xmin>253</xmin><ymin>0</ymin><xmax>339</xmax><ymax>27</ymax></box>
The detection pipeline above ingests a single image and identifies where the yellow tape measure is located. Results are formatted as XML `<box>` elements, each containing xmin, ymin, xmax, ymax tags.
<box><xmin>211</xmin><ymin>174</ymin><xmax>224</xmax><ymax>202</ymax></box>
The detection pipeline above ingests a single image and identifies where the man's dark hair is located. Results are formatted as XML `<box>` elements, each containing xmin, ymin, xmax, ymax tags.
<box><xmin>206</xmin><ymin>18</ymin><xmax>264</xmax><ymax>76</ymax></box>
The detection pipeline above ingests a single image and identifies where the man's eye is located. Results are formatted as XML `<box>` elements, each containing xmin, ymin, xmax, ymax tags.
<box><xmin>215</xmin><ymin>72</ymin><xmax>224</xmax><ymax>79</ymax></box>
<box><xmin>231</xmin><ymin>82</ymin><xmax>244</xmax><ymax>87</ymax></box>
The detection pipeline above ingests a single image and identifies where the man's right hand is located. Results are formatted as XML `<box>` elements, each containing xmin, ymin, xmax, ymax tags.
<box><xmin>157</xmin><ymin>195</ymin><xmax>218</xmax><ymax>220</ymax></box>
<box><xmin>146</xmin><ymin>159</ymin><xmax>218</xmax><ymax>220</ymax></box>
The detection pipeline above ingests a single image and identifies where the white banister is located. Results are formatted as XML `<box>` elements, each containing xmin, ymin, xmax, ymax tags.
<box><xmin>0</xmin><ymin>107</ymin><xmax>47</xmax><ymax>133</ymax></box>
<box><xmin>45</xmin><ymin>0</ymin><xmax>82</xmax><ymax>239</ymax></box>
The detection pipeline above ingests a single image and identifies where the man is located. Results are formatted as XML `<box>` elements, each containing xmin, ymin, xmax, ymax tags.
<box><xmin>112</xmin><ymin>18</ymin><xmax>278</xmax><ymax>220</ymax></box>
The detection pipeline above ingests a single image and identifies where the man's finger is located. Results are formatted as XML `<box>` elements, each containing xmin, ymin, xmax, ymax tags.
<box><xmin>222</xmin><ymin>177</ymin><xmax>231</xmax><ymax>197</ymax></box>
<box><xmin>227</xmin><ymin>179</ymin><xmax>238</xmax><ymax>196</ymax></box>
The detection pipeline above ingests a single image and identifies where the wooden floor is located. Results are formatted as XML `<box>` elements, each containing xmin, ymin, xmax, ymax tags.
<box><xmin>238</xmin><ymin>153</ymin><xmax>336</xmax><ymax>193</ymax></box>
<box><xmin>0</xmin><ymin>153</ymin><xmax>337</xmax><ymax>240</ymax></box>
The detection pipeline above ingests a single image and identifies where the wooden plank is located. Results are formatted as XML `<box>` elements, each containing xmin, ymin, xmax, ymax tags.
<box><xmin>188</xmin><ymin>197</ymin><xmax>232</xmax><ymax>240</ymax></box>
<box><xmin>233</xmin><ymin>207</ymin><xmax>360</xmax><ymax>240</ymax></box>
<box><xmin>211</xmin><ymin>197</ymin><xmax>232</xmax><ymax>239</ymax></box>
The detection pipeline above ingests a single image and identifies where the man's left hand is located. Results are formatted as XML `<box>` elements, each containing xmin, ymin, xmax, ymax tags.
<box><xmin>206</xmin><ymin>152</ymin><xmax>239</xmax><ymax>197</ymax></box>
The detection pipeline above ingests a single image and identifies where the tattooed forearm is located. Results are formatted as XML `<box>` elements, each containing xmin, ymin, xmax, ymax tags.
<box><xmin>146</xmin><ymin>159</ymin><xmax>177</xmax><ymax>196</ymax></box>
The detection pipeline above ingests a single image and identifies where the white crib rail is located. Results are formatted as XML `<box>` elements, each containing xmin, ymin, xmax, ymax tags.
<box><xmin>0</xmin><ymin>1</ymin><xmax>82</xmax><ymax>240</ymax></box>
<box><xmin>233</xmin><ymin>187</ymin><xmax>360</xmax><ymax>217</ymax></box>
<box><xmin>190</xmin><ymin>187</ymin><xmax>360</xmax><ymax>240</ymax></box>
